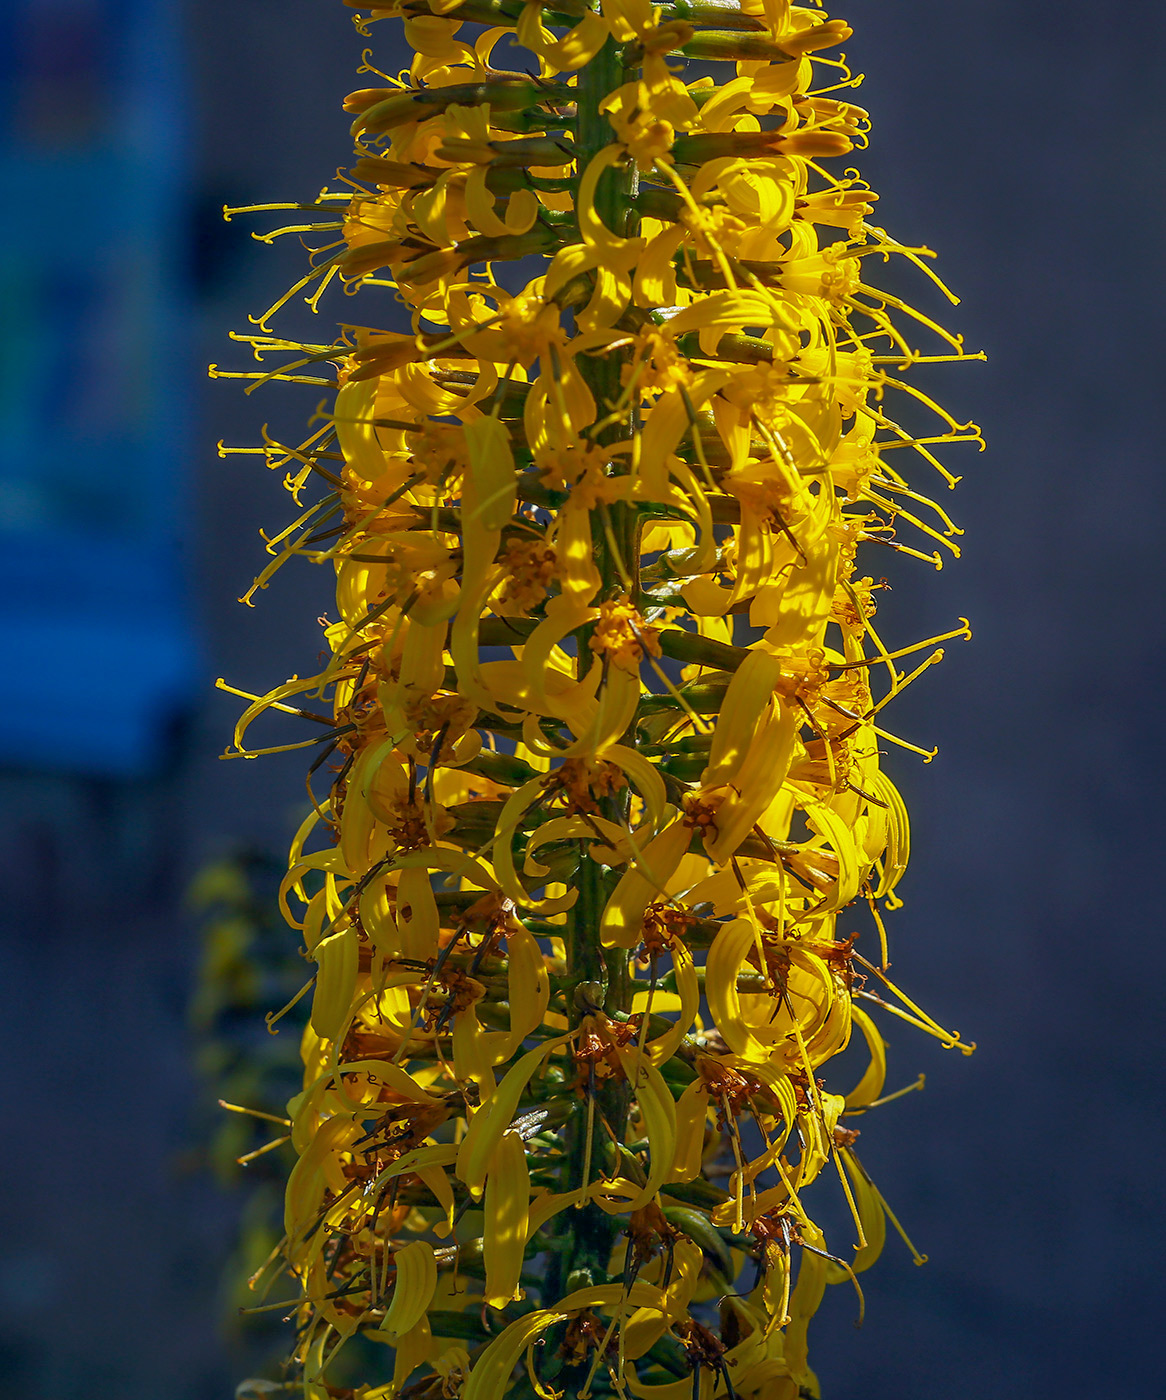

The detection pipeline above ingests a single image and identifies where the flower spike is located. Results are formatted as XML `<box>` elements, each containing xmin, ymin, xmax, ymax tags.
<box><xmin>220</xmin><ymin>1</ymin><xmax>979</xmax><ymax>1394</ymax></box>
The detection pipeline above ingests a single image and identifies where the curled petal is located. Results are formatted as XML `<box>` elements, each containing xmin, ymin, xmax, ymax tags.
<box><xmin>601</xmin><ymin>818</ymin><xmax>692</xmax><ymax>948</ymax></box>
<box><xmin>483</xmin><ymin>1129</ymin><xmax>531</xmax><ymax>1308</ymax></box>
<box><xmin>381</xmin><ymin>1240</ymin><xmax>438</xmax><ymax>1342</ymax></box>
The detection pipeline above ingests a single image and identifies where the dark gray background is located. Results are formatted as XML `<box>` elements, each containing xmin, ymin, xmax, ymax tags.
<box><xmin>0</xmin><ymin>1</ymin><xmax>1160</xmax><ymax>1396</ymax></box>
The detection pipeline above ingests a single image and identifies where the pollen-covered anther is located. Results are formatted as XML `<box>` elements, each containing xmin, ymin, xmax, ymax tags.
<box><xmin>697</xmin><ymin>1056</ymin><xmax>764</xmax><ymax>1124</ymax></box>
<box><xmin>601</xmin><ymin>86</ymin><xmax>677</xmax><ymax>171</ymax></box>
<box><xmin>722</xmin><ymin>363</ymin><xmax>796</xmax><ymax>422</ymax></box>
<box><xmin>542</xmin><ymin>756</ymin><xmax>627</xmax><ymax>816</ymax></box>
<box><xmin>625</xmin><ymin>329</ymin><xmax>694</xmax><ymax>392</ymax></box>
<box><xmin>421</xmin><ymin>967</ymin><xmax>486</xmax><ymax>1033</ymax></box>
<box><xmin>774</xmin><ymin>650</ymin><xmax>830</xmax><ymax>705</ymax></box>
<box><xmin>588</xmin><ymin>598</ymin><xmax>660</xmax><ymax>670</ymax></box>
<box><xmin>751</xmin><ymin>1209</ymin><xmax>795</xmax><ymax>1251</ymax></box>
<box><xmin>402</xmin><ymin>690</ymin><xmax>479</xmax><ymax>757</ymax></box>
<box><xmin>682</xmin><ymin>789</ymin><xmax>724</xmax><ymax>834</ymax></box>
<box><xmin>498</xmin><ymin>538</ymin><xmax>558</xmax><ymax>612</ymax></box>
<box><xmin>640</xmin><ymin>901</ymin><xmax>698</xmax><ymax>959</ymax></box>
<box><xmin>573</xmin><ymin>1012</ymin><xmax>639</xmax><ymax>1086</ymax></box>
<box><xmin>538</xmin><ymin>442</ymin><xmax>618</xmax><ymax>506</ymax></box>
<box><xmin>830</xmin><ymin>575</ymin><xmax>881</xmax><ymax>632</ymax></box>
<box><xmin>411</xmin><ymin>421</ymin><xmax>468</xmax><ymax>488</ymax></box>
<box><xmin>366</xmin><ymin>556</ymin><xmax>450</xmax><ymax>614</ymax></box>
<box><xmin>681</xmin><ymin>203</ymin><xmax>749</xmax><ymax>258</ymax></box>
<box><xmin>675</xmin><ymin>1317</ymin><xmax>728</xmax><ymax>1371</ymax></box>
<box><xmin>745</xmin><ymin>929</ymin><xmax>792</xmax><ymax>992</ymax></box>
<box><xmin>455</xmin><ymin>890</ymin><xmax>520</xmax><ymax>946</ymax></box>
<box><xmin>627</xmin><ymin>1201</ymin><xmax>681</xmax><ymax>1266</ymax></box>
<box><xmin>560</xmin><ymin>1311</ymin><xmax>615</xmax><ymax>1366</ymax></box>
<box><xmin>384</xmin><ymin>793</ymin><xmax>451</xmax><ymax>850</ymax></box>
<box><xmin>494</xmin><ymin>292</ymin><xmax>568</xmax><ymax>366</ymax></box>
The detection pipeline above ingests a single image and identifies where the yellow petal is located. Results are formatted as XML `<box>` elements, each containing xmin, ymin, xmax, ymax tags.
<box><xmin>396</xmin><ymin>866</ymin><xmax>441</xmax><ymax>961</ymax></box>
<box><xmin>601</xmin><ymin>818</ymin><xmax>691</xmax><ymax>948</ymax></box>
<box><xmin>464</xmin><ymin>415</ymin><xmax>518</xmax><ymax>531</ymax></box>
<box><xmin>483</xmin><ymin>1130</ymin><xmax>531</xmax><ymax>1308</ymax></box>
<box><xmin>465</xmin><ymin>1283</ymin><xmax>667</xmax><ymax>1400</ymax></box>
<box><xmin>783</xmin><ymin>1226</ymin><xmax>828</xmax><ymax>1386</ymax></box>
<box><xmin>390</xmin><ymin>1314</ymin><xmax>433</xmax><ymax>1394</ymax></box>
<box><xmin>701</xmin><ymin>650</ymin><xmax>785</xmax><ymax>786</ymax></box>
<box><xmin>826</xmin><ymin>1148</ymin><xmax>886</xmax><ymax>1279</ymax></box>
<box><xmin>844</xmin><ymin>1005</ymin><xmax>888</xmax><ymax>1110</ymax></box>
<box><xmin>668</xmin><ymin>1079</ymin><xmax>710</xmax><ymax>1182</ymax></box>
<box><xmin>644</xmin><ymin>941</ymin><xmax>699</xmax><ymax>1066</ymax></box>
<box><xmin>607</xmin><ymin>1046</ymin><xmax>677</xmax><ymax>1210</ymax></box>
<box><xmin>622</xmin><ymin>1236</ymin><xmax>703</xmax><ymax>1358</ymax></box>
<box><xmin>416</xmin><ymin>1160</ymin><xmax>458</xmax><ymax>1238</ymax></box>
<box><xmin>705</xmin><ymin>918</ymin><xmax>772</xmax><ymax>1063</ymax></box>
<box><xmin>497</xmin><ymin>924</ymin><xmax>552</xmax><ymax>1055</ymax></box>
<box><xmin>332</xmin><ymin>378</ymin><xmax>385</xmax><ymax>482</ymax></box>
<box><xmin>284</xmin><ymin>1115</ymin><xmax>358</xmax><ymax>1242</ymax></box>
<box><xmin>381</xmin><ymin>1240</ymin><xmax>438</xmax><ymax>1342</ymax></box>
<box><xmin>309</xmin><ymin>926</ymin><xmax>358</xmax><ymax>1042</ymax></box>
<box><xmin>456</xmin><ymin>1035</ymin><xmax>570</xmax><ymax>1199</ymax></box>
<box><xmin>700</xmin><ymin>704</ymin><xmax>797</xmax><ymax>863</ymax></box>
<box><xmin>453</xmin><ymin>1003</ymin><xmax>499</xmax><ymax>1100</ymax></box>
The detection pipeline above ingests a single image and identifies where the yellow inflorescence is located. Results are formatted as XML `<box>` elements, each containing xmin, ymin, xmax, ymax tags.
<box><xmin>218</xmin><ymin>1</ymin><xmax>981</xmax><ymax>1396</ymax></box>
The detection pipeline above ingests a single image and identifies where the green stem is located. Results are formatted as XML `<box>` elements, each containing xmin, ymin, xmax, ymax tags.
<box><xmin>575</xmin><ymin>37</ymin><xmax>639</xmax><ymax>603</ymax></box>
<box><xmin>556</xmin><ymin>28</ymin><xmax>639</xmax><ymax>1309</ymax></box>
<box><xmin>575</xmin><ymin>34</ymin><xmax>637</xmax><ymax>429</ymax></box>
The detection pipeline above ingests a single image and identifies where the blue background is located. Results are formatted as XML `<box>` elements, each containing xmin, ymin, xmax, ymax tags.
<box><xmin>0</xmin><ymin>0</ymin><xmax>197</xmax><ymax>774</ymax></box>
<box><xmin>0</xmin><ymin>1</ymin><xmax>1161</xmax><ymax>1396</ymax></box>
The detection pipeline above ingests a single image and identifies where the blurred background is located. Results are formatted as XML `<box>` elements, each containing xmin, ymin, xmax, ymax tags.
<box><xmin>0</xmin><ymin>0</ymin><xmax>1160</xmax><ymax>1396</ymax></box>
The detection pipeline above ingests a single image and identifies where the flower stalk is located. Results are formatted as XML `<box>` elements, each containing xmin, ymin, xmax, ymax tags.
<box><xmin>218</xmin><ymin>1</ymin><xmax>981</xmax><ymax>1396</ymax></box>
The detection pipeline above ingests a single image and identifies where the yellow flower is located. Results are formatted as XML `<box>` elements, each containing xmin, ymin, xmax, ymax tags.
<box><xmin>601</xmin><ymin>82</ymin><xmax>679</xmax><ymax>170</ymax></box>
<box><xmin>220</xmin><ymin>1</ymin><xmax>981</xmax><ymax>1394</ymax></box>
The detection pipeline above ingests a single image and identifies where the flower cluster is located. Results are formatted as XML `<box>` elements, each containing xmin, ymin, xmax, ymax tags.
<box><xmin>217</xmin><ymin>2</ymin><xmax>980</xmax><ymax>1397</ymax></box>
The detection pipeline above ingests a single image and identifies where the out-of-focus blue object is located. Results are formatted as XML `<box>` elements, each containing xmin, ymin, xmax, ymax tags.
<box><xmin>0</xmin><ymin>0</ymin><xmax>197</xmax><ymax>775</ymax></box>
